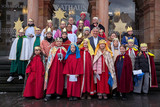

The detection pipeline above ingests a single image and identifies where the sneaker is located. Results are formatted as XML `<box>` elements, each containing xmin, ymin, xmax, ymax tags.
<box><xmin>18</xmin><ymin>75</ymin><xmax>23</xmax><ymax>80</ymax></box>
<box><xmin>56</xmin><ymin>96</ymin><xmax>61</xmax><ymax>100</ymax></box>
<box><xmin>69</xmin><ymin>97</ymin><xmax>73</xmax><ymax>101</ymax></box>
<box><xmin>73</xmin><ymin>97</ymin><xmax>78</xmax><ymax>101</ymax></box>
<box><xmin>44</xmin><ymin>96</ymin><xmax>51</xmax><ymax>102</ymax></box>
<box><xmin>7</xmin><ymin>76</ymin><xmax>14</xmax><ymax>82</ymax></box>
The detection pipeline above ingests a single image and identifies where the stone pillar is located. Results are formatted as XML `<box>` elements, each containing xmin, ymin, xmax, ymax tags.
<box><xmin>98</xmin><ymin>0</ymin><xmax>109</xmax><ymax>37</ymax></box>
<box><xmin>27</xmin><ymin>0</ymin><xmax>39</xmax><ymax>26</ymax></box>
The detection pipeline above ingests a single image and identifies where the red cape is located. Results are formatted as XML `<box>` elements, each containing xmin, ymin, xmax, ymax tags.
<box><xmin>62</xmin><ymin>40</ymin><xmax>71</xmax><ymax>50</ymax></box>
<box><xmin>80</xmin><ymin>48</ymin><xmax>95</xmax><ymax>95</ymax></box>
<box><xmin>46</xmin><ymin>48</ymin><xmax>66</xmax><ymax>95</ymax></box>
<box><xmin>149</xmin><ymin>55</ymin><xmax>158</xmax><ymax>88</ymax></box>
<box><xmin>23</xmin><ymin>55</ymin><xmax>45</xmax><ymax>99</ymax></box>
<box><xmin>63</xmin><ymin>54</ymin><xmax>83</xmax><ymax>97</ymax></box>
<box><xmin>98</xmin><ymin>32</ymin><xmax>107</xmax><ymax>41</ymax></box>
<box><xmin>126</xmin><ymin>48</ymin><xmax>138</xmax><ymax>56</ymax></box>
<box><xmin>115</xmin><ymin>54</ymin><xmax>133</xmax><ymax>93</ymax></box>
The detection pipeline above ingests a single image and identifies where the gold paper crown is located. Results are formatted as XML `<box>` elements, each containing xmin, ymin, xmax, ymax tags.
<box><xmin>113</xmin><ymin>38</ymin><xmax>119</xmax><ymax>41</ymax></box>
<box><xmin>78</xmin><ymin>33</ymin><xmax>83</xmax><ymax>38</ymax></box>
<box><xmin>79</xmin><ymin>20</ymin><xmax>84</xmax><ymax>24</ymax></box>
<box><xmin>35</xmin><ymin>27</ymin><xmax>41</xmax><ymax>31</ymax></box>
<box><xmin>28</xmin><ymin>18</ymin><xmax>33</xmax><ymax>22</ymax></box>
<box><xmin>47</xmin><ymin>19</ymin><xmax>52</xmax><ymax>23</ymax></box>
<box><xmin>99</xmin><ymin>39</ymin><xmax>106</xmax><ymax>44</ymax></box>
<box><xmin>55</xmin><ymin>37</ymin><xmax>63</xmax><ymax>42</ymax></box>
<box><xmin>62</xmin><ymin>28</ymin><xmax>67</xmax><ymax>32</ymax></box>
<box><xmin>47</xmin><ymin>27</ymin><xmax>52</xmax><ymax>32</ymax></box>
<box><xmin>140</xmin><ymin>43</ymin><xmax>147</xmax><ymax>47</ymax></box>
<box><xmin>61</xmin><ymin>20</ymin><xmax>66</xmax><ymax>24</ymax></box>
<box><xmin>128</xmin><ymin>39</ymin><xmax>134</xmax><ymax>43</ymax></box>
<box><xmin>19</xmin><ymin>28</ymin><xmax>24</xmax><ymax>33</ymax></box>
<box><xmin>127</xmin><ymin>26</ymin><xmax>133</xmax><ymax>32</ymax></box>
<box><xmin>35</xmin><ymin>46</ymin><xmax>41</xmax><ymax>50</ymax></box>
<box><xmin>83</xmin><ymin>26</ymin><xmax>90</xmax><ymax>31</ymax></box>
<box><xmin>99</xmin><ymin>29</ymin><xmax>104</xmax><ymax>33</ymax></box>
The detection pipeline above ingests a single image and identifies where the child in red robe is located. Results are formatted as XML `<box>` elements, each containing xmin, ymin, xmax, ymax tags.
<box><xmin>23</xmin><ymin>46</ymin><xmax>45</xmax><ymax>99</ymax></box>
<box><xmin>98</xmin><ymin>29</ymin><xmax>107</xmax><ymax>40</ymax></box>
<box><xmin>63</xmin><ymin>43</ymin><xmax>83</xmax><ymax>101</ymax></box>
<box><xmin>115</xmin><ymin>45</ymin><xmax>133</xmax><ymax>100</ymax></box>
<box><xmin>44</xmin><ymin>37</ymin><xmax>67</xmax><ymax>101</ymax></box>
<box><xmin>133</xmin><ymin>43</ymin><xmax>158</xmax><ymax>94</ymax></box>
<box><xmin>62</xmin><ymin>31</ymin><xmax>71</xmax><ymax>50</ymax></box>
<box><xmin>93</xmin><ymin>40</ymin><xmax>117</xmax><ymax>100</ymax></box>
<box><xmin>79</xmin><ymin>38</ymin><xmax>95</xmax><ymax>99</ymax></box>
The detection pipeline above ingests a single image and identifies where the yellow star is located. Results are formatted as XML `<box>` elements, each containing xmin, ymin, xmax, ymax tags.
<box><xmin>114</xmin><ymin>19</ymin><xmax>127</xmax><ymax>33</ymax></box>
<box><xmin>13</xmin><ymin>18</ymin><xmax>23</xmax><ymax>35</ymax></box>
<box><xmin>54</xmin><ymin>8</ymin><xmax>66</xmax><ymax>24</ymax></box>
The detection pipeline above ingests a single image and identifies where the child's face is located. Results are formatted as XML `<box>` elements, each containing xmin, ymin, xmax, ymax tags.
<box><xmin>111</xmin><ymin>33</ymin><xmax>116</xmax><ymax>40</ymax></box>
<box><xmin>84</xmin><ymin>30</ymin><xmax>89</xmax><ymax>35</ymax></box>
<box><xmin>35</xmin><ymin>49</ymin><xmax>41</xmax><ymax>55</ymax></box>
<box><xmin>48</xmin><ymin>23</ymin><xmax>52</xmax><ymax>27</ymax></box>
<box><xmin>83</xmin><ymin>41</ymin><xmax>88</xmax><ymax>48</ymax></box>
<box><xmin>19</xmin><ymin>32</ymin><xmax>24</xmax><ymax>37</ymax></box>
<box><xmin>141</xmin><ymin>46</ymin><xmax>147</xmax><ymax>52</ymax></box>
<box><xmin>79</xmin><ymin>23</ymin><xmax>84</xmax><ymax>28</ymax></box>
<box><xmin>56</xmin><ymin>41</ymin><xmax>62</xmax><ymax>47</ymax></box>
<box><xmin>99</xmin><ymin>32</ymin><xmax>103</xmax><ymax>36</ymax></box>
<box><xmin>67</xmin><ymin>25</ymin><xmax>72</xmax><ymax>31</ymax></box>
<box><xmin>128</xmin><ymin>31</ymin><xmax>133</xmax><ymax>35</ymax></box>
<box><xmin>60</xmin><ymin>23</ymin><xmax>66</xmax><ymax>29</ymax></box>
<box><xmin>46</xmin><ymin>33</ymin><xmax>52</xmax><ymax>38</ymax></box>
<box><xmin>99</xmin><ymin>43</ymin><xmax>106</xmax><ymax>50</ymax></box>
<box><xmin>62</xmin><ymin>33</ymin><xmax>67</xmax><ymax>39</ymax></box>
<box><xmin>71</xmin><ymin>45</ymin><xmax>76</xmax><ymax>53</ymax></box>
<box><xmin>113</xmin><ymin>40</ymin><xmax>118</xmax><ymax>47</ymax></box>
<box><xmin>36</xmin><ymin>30</ymin><xmax>41</xmax><ymax>35</ymax></box>
<box><xmin>128</xmin><ymin>42</ymin><xmax>134</xmax><ymax>48</ymax></box>
<box><xmin>120</xmin><ymin>47</ymin><xmax>126</xmax><ymax>54</ymax></box>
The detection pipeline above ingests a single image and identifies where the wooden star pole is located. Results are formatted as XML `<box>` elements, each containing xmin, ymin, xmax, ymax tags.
<box><xmin>13</xmin><ymin>18</ymin><xmax>23</xmax><ymax>36</ymax></box>
<box><xmin>54</xmin><ymin>8</ymin><xmax>66</xmax><ymax>26</ymax></box>
<box><xmin>114</xmin><ymin>19</ymin><xmax>127</xmax><ymax>43</ymax></box>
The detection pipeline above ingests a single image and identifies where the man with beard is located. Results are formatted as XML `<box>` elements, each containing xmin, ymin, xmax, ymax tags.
<box><xmin>24</xmin><ymin>18</ymin><xmax>37</xmax><ymax>57</ymax></box>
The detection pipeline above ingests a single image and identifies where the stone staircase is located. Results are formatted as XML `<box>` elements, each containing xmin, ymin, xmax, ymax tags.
<box><xmin>0</xmin><ymin>56</ymin><xmax>160</xmax><ymax>92</ymax></box>
<box><xmin>0</xmin><ymin>57</ymin><xmax>24</xmax><ymax>92</ymax></box>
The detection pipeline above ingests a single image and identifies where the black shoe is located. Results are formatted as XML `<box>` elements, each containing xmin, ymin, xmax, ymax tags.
<box><xmin>122</xmin><ymin>97</ymin><xmax>127</xmax><ymax>101</ymax></box>
<box><xmin>56</xmin><ymin>96</ymin><xmax>61</xmax><ymax>100</ymax></box>
<box><xmin>69</xmin><ymin>97</ymin><xmax>73</xmax><ymax>101</ymax></box>
<box><xmin>44</xmin><ymin>96</ymin><xmax>51</xmax><ymax>102</ymax></box>
<box><xmin>73</xmin><ymin>97</ymin><xmax>78</xmax><ymax>101</ymax></box>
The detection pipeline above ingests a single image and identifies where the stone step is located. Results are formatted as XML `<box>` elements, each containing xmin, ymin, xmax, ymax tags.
<box><xmin>0</xmin><ymin>65</ymin><xmax>10</xmax><ymax>70</ymax></box>
<box><xmin>0</xmin><ymin>84</ymin><xmax>24</xmax><ymax>92</ymax></box>
<box><xmin>0</xmin><ymin>77</ymin><xmax>24</xmax><ymax>84</ymax></box>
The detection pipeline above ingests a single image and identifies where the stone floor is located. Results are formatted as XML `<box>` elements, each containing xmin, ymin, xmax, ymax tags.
<box><xmin>0</xmin><ymin>91</ymin><xmax>160</xmax><ymax>107</ymax></box>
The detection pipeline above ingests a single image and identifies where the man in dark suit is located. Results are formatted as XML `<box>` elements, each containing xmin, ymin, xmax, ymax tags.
<box><xmin>88</xmin><ymin>27</ymin><xmax>104</xmax><ymax>51</ymax></box>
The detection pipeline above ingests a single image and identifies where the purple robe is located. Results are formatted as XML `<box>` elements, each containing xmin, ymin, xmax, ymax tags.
<box><xmin>76</xmin><ymin>20</ymin><xmax>90</xmax><ymax>28</ymax></box>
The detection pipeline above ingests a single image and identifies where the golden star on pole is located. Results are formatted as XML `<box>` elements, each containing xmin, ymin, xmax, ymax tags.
<box><xmin>54</xmin><ymin>8</ymin><xmax>66</xmax><ymax>25</ymax></box>
<box><xmin>114</xmin><ymin>19</ymin><xmax>127</xmax><ymax>33</ymax></box>
<box><xmin>13</xmin><ymin>18</ymin><xmax>23</xmax><ymax>35</ymax></box>
<box><xmin>114</xmin><ymin>19</ymin><xmax>127</xmax><ymax>42</ymax></box>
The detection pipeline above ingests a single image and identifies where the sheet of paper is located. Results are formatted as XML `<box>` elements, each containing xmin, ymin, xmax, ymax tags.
<box><xmin>96</xmin><ymin>74</ymin><xmax>100</xmax><ymax>81</ymax></box>
<box><xmin>133</xmin><ymin>69</ymin><xmax>143</xmax><ymax>75</ymax></box>
<box><xmin>69</xmin><ymin>75</ymin><xmax>77</xmax><ymax>82</ymax></box>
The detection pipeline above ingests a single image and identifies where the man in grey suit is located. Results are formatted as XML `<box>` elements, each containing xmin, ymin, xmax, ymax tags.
<box><xmin>88</xmin><ymin>27</ymin><xmax>104</xmax><ymax>51</ymax></box>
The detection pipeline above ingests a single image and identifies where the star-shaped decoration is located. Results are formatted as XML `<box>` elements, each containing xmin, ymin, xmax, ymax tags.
<box><xmin>13</xmin><ymin>18</ymin><xmax>23</xmax><ymax>35</ymax></box>
<box><xmin>114</xmin><ymin>19</ymin><xmax>127</xmax><ymax>33</ymax></box>
<box><xmin>54</xmin><ymin>8</ymin><xmax>66</xmax><ymax>24</ymax></box>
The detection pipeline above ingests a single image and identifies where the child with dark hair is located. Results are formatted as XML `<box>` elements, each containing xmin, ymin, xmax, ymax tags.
<box><xmin>23</xmin><ymin>46</ymin><xmax>45</xmax><ymax>99</ymax></box>
<box><xmin>114</xmin><ymin>45</ymin><xmax>133</xmax><ymax>100</ymax></box>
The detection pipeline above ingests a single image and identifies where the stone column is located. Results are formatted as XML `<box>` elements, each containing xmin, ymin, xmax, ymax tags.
<box><xmin>27</xmin><ymin>0</ymin><xmax>39</xmax><ymax>26</ymax></box>
<box><xmin>98</xmin><ymin>0</ymin><xmax>109</xmax><ymax>37</ymax></box>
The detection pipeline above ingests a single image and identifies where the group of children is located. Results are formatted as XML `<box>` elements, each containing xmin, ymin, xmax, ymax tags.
<box><xmin>7</xmin><ymin>12</ymin><xmax>158</xmax><ymax>101</ymax></box>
